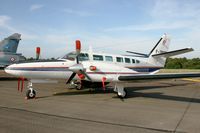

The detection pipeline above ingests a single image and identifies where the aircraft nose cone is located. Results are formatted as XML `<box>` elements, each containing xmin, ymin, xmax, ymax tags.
<box><xmin>4</xmin><ymin>66</ymin><xmax>11</xmax><ymax>74</ymax></box>
<box><xmin>4</xmin><ymin>65</ymin><xmax>15</xmax><ymax>75</ymax></box>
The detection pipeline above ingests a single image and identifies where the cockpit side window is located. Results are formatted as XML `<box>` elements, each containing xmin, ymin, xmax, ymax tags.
<box><xmin>78</xmin><ymin>53</ymin><xmax>89</xmax><ymax>61</ymax></box>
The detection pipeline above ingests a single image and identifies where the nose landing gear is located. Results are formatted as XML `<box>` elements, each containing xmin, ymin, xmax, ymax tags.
<box><xmin>26</xmin><ymin>89</ymin><xmax>36</xmax><ymax>99</ymax></box>
<box><xmin>70</xmin><ymin>80</ymin><xmax>82</xmax><ymax>90</ymax></box>
<box><xmin>26</xmin><ymin>81</ymin><xmax>36</xmax><ymax>99</ymax></box>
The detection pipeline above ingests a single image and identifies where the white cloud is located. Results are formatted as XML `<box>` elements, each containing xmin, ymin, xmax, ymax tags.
<box><xmin>104</xmin><ymin>20</ymin><xmax>193</xmax><ymax>32</ymax></box>
<box><xmin>151</xmin><ymin>0</ymin><xmax>200</xmax><ymax>19</ymax></box>
<box><xmin>102</xmin><ymin>0</ymin><xmax>200</xmax><ymax>58</ymax></box>
<box><xmin>42</xmin><ymin>34</ymin><xmax>71</xmax><ymax>44</ymax></box>
<box><xmin>30</xmin><ymin>4</ymin><xmax>44</xmax><ymax>12</ymax></box>
<box><xmin>105</xmin><ymin>0</ymin><xmax>200</xmax><ymax>32</ymax></box>
<box><xmin>0</xmin><ymin>15</ymin><xmax>11</xmax><ymax>26</ymax></box>
<box><xmin>21</xmin><ymin>33</ymin><xmax>39</xmax><ymax>40</ymax></box>
<box><xmin>0</xmin><ymin>15</ymin><xmax>17</xmax><ymax>33</ymax></box>
<box><xmin>0</xmin><ymin>15</ymin><xmax>39</xmax><ymax>40</ymax></box>
<box><xmin>63</xmin><ymin>8</ymin><xmax>93</xmax><ymax>17</ymax></box>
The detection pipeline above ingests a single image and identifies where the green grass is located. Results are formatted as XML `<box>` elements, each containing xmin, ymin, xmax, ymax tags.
<box><xmin>159</xmin><ymin>69</ymin><xmax>200</xmax><ymax>73</ymax></box>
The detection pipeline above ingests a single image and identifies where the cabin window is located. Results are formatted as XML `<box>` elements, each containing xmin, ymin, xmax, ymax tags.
<box><xmin>78</xmin><ymin>53</ymin><xmax>89</xmax><ymax>61</ymax></box>
<box><xmin>132</xmin><ymin>59</ymin><xmax>135</xmax><ymax>63</ymax></box>
<box><xmin>136</xmin><ymin>60</ymin><xmax>140</xmax><ymax>63</ymax></box>
<box><xmin>93</xmin><ymin>55</ymin><xmax>104</xmax><ymax>61</ymax></box>
<box><xmin>116</xmin><ymin>57</ymin><xmax>123</xmax><ymax>63</ymax></box>
<box><xmin>125</xmin><ymin>58</ymin><xmax>131</xmax><ymax>63</ymax></box>
<box><xmin>105</xmin><ymin>56</ymin><xmax>113</xmax><ymax>62</ymax></box>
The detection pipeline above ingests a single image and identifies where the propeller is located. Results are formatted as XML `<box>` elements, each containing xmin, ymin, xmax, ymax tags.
<box><xmin>66</xmin><ymin>40</ymin><xmax>92</xmax><ymax>84</ymax></box>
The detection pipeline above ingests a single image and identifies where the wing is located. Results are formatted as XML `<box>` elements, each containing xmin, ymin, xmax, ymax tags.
<box><xmin>118</xmin><ymin>73</ymin><xmax>200</xmax><ymax>81</ymax></box>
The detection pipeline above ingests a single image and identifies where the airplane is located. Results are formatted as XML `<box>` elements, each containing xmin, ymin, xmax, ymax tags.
<box><xmin>4</xmin><ymin>34</ymin><xmax>200</xmax><ymax>99</ymax></box>
<box><xmin>0</xmin><ymin>33</ymin><xmax>25</xmax><ymax>68</ymax></box>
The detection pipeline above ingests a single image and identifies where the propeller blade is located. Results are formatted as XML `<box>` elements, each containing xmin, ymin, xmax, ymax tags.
<box><xmin>76</xmin><ymin>56</ymin><xmax>79</xmax><ymax>64</ymax></box>
<box><xmin>75</xmin><ymin>40</ymin><xmax>81</xmax><ymax>64</ymax></box>
<box><xmin>66</xmin><ymin>72</ymin><xmax>77</xmax><ymax>84</ymax></box>
<box><xmin>36</xmin><ymin>47</ymin><xmax>41</xmax><ymax>60</ymax></box>
<box><xmin>76</xmin><ymin>40</ymin><xmax>81</xmax><ymax>54</ymax></box>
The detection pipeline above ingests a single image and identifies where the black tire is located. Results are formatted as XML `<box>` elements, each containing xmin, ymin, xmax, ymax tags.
<box><xmin>26</xmin><ymin>89</ymin><xmax>36</xmax><ymax>99</ymax></box>
<box><xmin>75</xmin><ymin>81</ymin><xmax>82</xmax><ymax>90</ymax></box>
<box><xmin>117</xmin><ymin>88</ymin><xmax>127</xmax><ymax>98</ymax></box>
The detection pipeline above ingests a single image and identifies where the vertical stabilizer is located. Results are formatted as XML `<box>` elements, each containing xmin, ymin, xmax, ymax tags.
<box><xmin>0</xmin><ymin>33</ymin><xmax>21</xmax><ymax>53</ymax></box>
<box><xmin>148</xmin><ymin>34</ymin><xmax>170</xmax><ymax>67</ymax></box>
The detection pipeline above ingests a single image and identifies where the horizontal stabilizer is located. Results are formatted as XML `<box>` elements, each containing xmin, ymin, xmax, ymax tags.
<box><xmin>123</xmin><ymin>54</ymin><xmax>149</xmax><ymax>58</ymax></box>
<box><xmin>126</xmin><ymin>51</ymin><xmax>148</xmax><ymax>57</ymax></box>
<box><xmin>118</xmin><ymin>73</ymin><xmax>200</xmax><ymax>81</ymax></box>
<box><xmin>151</xmin><ymin>48</ymin><xmax>193</xmax><ymax>58</ymax></box>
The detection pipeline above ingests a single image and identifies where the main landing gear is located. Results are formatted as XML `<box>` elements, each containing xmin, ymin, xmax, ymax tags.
<box><xmin>114</xmin><ymin>83</ymin><xmax>127</xmax><ymax>98</ymax></box>
<box><xmin>26</xmin><ymin>81</ymin><xmax>36</xmax><ymax>99</ymax></box>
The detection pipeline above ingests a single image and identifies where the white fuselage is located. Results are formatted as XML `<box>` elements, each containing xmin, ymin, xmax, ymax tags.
<box><xmin>5</xmin><ymin>51</ymin><xmax>162</xmax><ymax>82</ymax></box>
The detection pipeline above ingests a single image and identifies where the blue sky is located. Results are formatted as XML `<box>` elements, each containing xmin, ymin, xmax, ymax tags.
<box><xmin>0</xmin><ymin>0</ymin><xmax>200</xmax><ymax>58</ymax></box>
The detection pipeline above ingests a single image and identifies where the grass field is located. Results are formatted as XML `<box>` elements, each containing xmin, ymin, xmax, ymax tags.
<box><xmin>159</xmin><ymin>69</ymin><xmax>200</xmax><ymax>73</ymax></box>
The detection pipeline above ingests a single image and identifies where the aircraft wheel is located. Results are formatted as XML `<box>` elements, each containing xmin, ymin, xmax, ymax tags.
<box><xmin>26</xmin><ymin>89</ymin><xmax>36</xmax><ymax>99</ymax></box>
<box><xmin>117</xmin><ymin>88</ymin><xmax>127</xmax><ymax>98</ymax></box>
<box><xmin>75</xmin><ymin>81</ymin><xmax>82</xmax><ymax>90</ymax></box>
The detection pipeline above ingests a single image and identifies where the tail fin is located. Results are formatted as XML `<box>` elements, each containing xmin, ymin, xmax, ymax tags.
<box><xmin>0</xmin><ymin>33</ymin><xmax>21</xmax><ymax>53</ymax></box>
<box><xmin>148</xmin><ymin>34</ymin><xmax>170</xmax><ymax>67</ymax></box>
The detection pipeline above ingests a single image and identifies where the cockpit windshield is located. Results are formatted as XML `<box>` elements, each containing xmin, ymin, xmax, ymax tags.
<box><xmin>61</xmin><ymin>52</ymin><xmax>89</xmax><ymax>61</ymax></box>
<box><xmin>62</xmin><ymin>52</ymin><xmax>76</xmax><ymax>61</ymax></box>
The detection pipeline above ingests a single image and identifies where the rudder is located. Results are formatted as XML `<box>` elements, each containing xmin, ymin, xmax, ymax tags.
<box><xmin>148</xmin><ymin>34</ymin><xmax>170</xmax><ymax>67</ymax></box>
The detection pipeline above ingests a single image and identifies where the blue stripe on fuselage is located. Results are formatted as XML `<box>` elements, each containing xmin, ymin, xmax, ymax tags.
<box><xmin>128</xmin><ymin>67</ymin><xmax>161</xmax><ymax>72</ymax></box>
<box><xmin>7</xmin><ymin>67</ymin><xmax>69</xmax><ymax>71</ymax></box>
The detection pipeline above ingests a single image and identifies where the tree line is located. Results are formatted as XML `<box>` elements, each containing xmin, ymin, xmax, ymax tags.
<box><xmin>165</xmin><ymin>58</ymin><xmax>200</xmax><ymax>69</ymax></box>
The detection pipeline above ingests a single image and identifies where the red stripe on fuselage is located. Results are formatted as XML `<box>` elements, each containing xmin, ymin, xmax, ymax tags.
<box><xmin>87</xmin><ymin>72</ymin><xmax>139</xmax><ymax>75</ymax></box>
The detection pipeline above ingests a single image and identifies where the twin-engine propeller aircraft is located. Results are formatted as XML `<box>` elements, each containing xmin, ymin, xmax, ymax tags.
<box><xmin>5</xmin><ymin>34</ymin><xmax>200</xmax><ymax>99</ymax></box>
